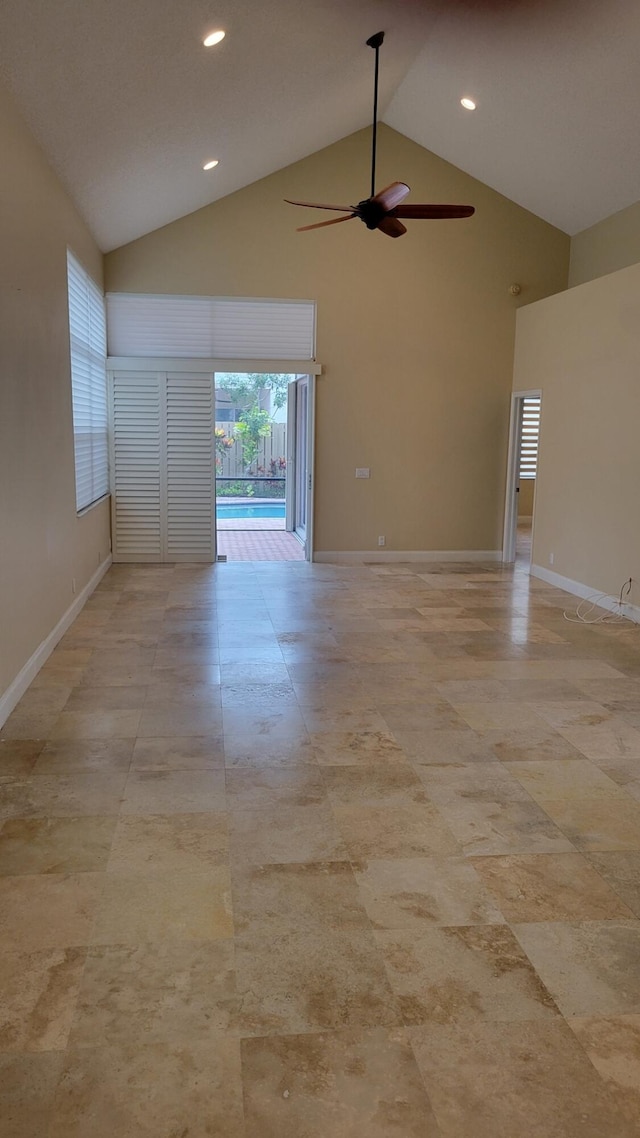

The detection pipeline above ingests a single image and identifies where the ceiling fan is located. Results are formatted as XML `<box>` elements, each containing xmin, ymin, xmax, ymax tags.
<box><xmin>285</xmin><ymin>30</ymin><xmax>475</xmax><ymax>239</ymax></box>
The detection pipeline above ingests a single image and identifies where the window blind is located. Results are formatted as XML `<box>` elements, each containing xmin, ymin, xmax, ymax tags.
<box><xmin>519</xmin><ymin>396</ymin><xmax>541</xmax><ymax>479</ymax></box>
<box><xmin>67</xmin><ymin>252</ymin><xmax>109</xmax><ymax>510</ymax></box>
<box><xmin>106</xmin><ymin>294</ymin><xmax>316</xmax><ymax>360</ymax></box>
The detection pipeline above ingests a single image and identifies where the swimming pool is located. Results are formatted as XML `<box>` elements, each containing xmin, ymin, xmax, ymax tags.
<box><xmin>217</xmin><ymin>502</ymin><xmax>285</xmax><ymax>519</ymax></box>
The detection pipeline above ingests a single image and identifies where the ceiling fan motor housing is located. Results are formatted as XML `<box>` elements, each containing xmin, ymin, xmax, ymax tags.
<box><xmin>358</xmin><ymin>198</ymin><xmax>386</xmax><ymax>229</ymax></box>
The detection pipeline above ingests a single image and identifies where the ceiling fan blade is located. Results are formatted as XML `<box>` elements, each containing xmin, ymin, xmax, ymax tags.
<box><xmin>285</xmin><ymin>199</ymin><xmax>354</xmax><ymax>213</ymax></box>
<box><xmin>372</xmin><ymin>182</ymin><xmax>411</xmax><ymax>211</ymax></box>
<box><xmin>377</xmin><ymin>216</ymin><xmax>407</xmax><ymax>239</ymax></box>
<box><xmin>296</xmin><ymin>214</ymin><xmax>356</xmax><ymax>232</ymax></box>
<box><xmin>391</xmin><ymin>204</ymin><xmax>475</xmax><ymax>219</ymax></box>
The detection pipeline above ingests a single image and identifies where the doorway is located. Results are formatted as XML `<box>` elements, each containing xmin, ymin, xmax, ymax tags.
<box><xmin>214</xmin><ymin>372</ymin><xmax>314</xmax><ymax>562</ymax></box>
<box><xmin>502</xmin><ymin>390</ymin><xmax>541</xmax><ymax>565</ymax></box>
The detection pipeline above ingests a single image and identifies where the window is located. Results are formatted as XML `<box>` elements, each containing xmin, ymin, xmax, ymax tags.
<box><xmin>106</xmin><ymin>294</ymin><xmax>316</xmax><ymax>359</ymax></box>
<box><xmin>519</xmin><ymin>396</ymin><xmax>541</xmax><ymax>479</ymax></box>
<box><xmin>67</xmin><ymin>251</ymin><xmax>109</xmax><ymax>511</ymax></box>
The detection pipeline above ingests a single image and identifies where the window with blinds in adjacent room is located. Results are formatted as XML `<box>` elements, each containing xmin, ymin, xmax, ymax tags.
<box><xmin>67</xmin><ymin>251</ymin><xmax>109</xmax><ymax>511</ymax></box>
<box><xmin>519</xmin><ymin>396</ymin><xmax>541</xmax><ymax>479</ymax></box>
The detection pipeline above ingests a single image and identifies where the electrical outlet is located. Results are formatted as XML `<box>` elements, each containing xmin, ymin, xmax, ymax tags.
<box><xmin>549</xmin><ymin>553</ymin><xmax>554</xmax><ymax>566</ymax></box>
<box><xmin>378</xmin><ymin>536</ymin><xmax>386</xmax><ymax>547</ymax></box>
<box><xmin>355</xmin><ymin>468</ymin><xmax>370</xmax><ymax>479</ymax></box>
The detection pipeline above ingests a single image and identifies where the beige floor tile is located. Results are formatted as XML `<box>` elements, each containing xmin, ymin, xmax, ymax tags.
<box><xmin>148</xmin><ymin>663</ymin><xmax>221</xmax><ymax>685</ymax></box>
<box><xmin>376</xmin><ymin>924</ymin><xmax>559</xmax><ymax>1026</ymax></box>
<box><xmin>0</xmin><ymin>708</ymin><xmax>62</xmax><ymax>740</ymax></box>
<box><xmin>0</xmin><ymin>773</ymin><xmax>126</xmax><ymax>820</ymax></box>
<box><xmin>131</xmin><ymin>734</ymin><xmax>224</xmax><ymax>770</ymax></box>
<box><xmin>69</xmin><ymin>939</ymin><xmax>237</xmax><ymax>1045</ymax></box>
<box><xmin>48</xmin><ymin>1037</ymin><xmax>244</xmax><ymax>1138</ymax></box>
<box><xmin>0</xmin><ymin>740</ymin><xmax>44</xmax><ymax>778</ymax></box>
<box><xmin>539</xmin><ymin>797</ymin><xmax>640</xmax><ymax>851</ymax></box>
<box><xmin>355</xmin><ymin>857</ymin><xmax>505</xmax><ymax>929</ymax></box>
<box><xmin>4</xmin><ymin>561</ymin><xmax>640</xmax><ymax>1134</ymax></box>
<box><xmin>49</xmin><ymin>710</ymin><xmax>142</xmax><ymax>739</ymax></box>
<box><xmin>432</xmin><ymin>796</ymin><xmax>574</xmax><ymax>856</ymax></box>
<box><xmin>470</xmin><ymin>852</ymin><xmax>635</xmax><ymax>921</ymax></box>
<box><xmin>121</xmin><ymin>769</ymin><xmax>225</xmax><ymax>814</ymax></box>
<box><xmin>33</xmin><ymin>739</ymin><xmax>133</xmax><ymax>775</ymax></box>
<box><xmin>533</xmin><ymin>700</ymin><xmax>615</xmax><ymax>728</ymax></box>
<box><xmin>241</xmin><ymin>1026</ymin><xmax>440</xmax><ymax>1138</ymax></box>
<box><xmin>224</xmin><ymin>730</ymin><xmax>314</xmax><ymax>767</ymax></box>
<box><xmin>230</xmin><ymin>804</ymin><xmax>348</xmax><ymax>864</ymax></box>
<box><xmin>504</xmin><ymin>757</ymin><xmax>630</xmax><ymax>801</ymax></box>
<box><xmin>569</xmin><ymin>1015</ymin><xmax>640</xmax><ymax>1125</ymax></box>
<box><xmin>0</xmin><ymin>1053</ymin><xmax>65</xmax><ymax>1138</ymax></box>
<box><xmin>380</xmin><ymin>700</ymin><xmax>469</xmax><ymax>734</ymax></box>
<box><xmin>0</xmin><ymin>817</ymin><xmax>116</xmax><ymax>875</ymax></box>
<box><xmin>513</xmin><ymin>920</ymin><xmax>640</xmax><ymax>1016</ymax></box>
<box><xmin>232</xmin><ymin>861</ymin><xmax>369</xmax><ymax>936</ymax></box>
<box><xmin>107</xmin><ymin>812</ymin><xmax>228</xmax><ymax>873</ymax></box>
<box><xmin>333</xmin><ymin>802</ymin><xmax>460</xmax><ymax>861</ymax></box>
<box><xmin>416</xmin><ymin>761</ymin><xmax>531</xmax><ymax>804</ymax></box>
<box><xmin>409</xmin><ymin>1018</ymin><xmax>639</xmax><ymax>1138</ymax></box>
<box><xmin>226</xmin><ymin>765</ymin><xmax>326</xmax><ymax>809</ymax></box>
<box><xmin>233</xmin><ymin>928</ymin><xmax>400</xmax><ymax>1035</ymax></box>
<box><xmin>452</xmin><ymin>702</ymin><xmax>551</xmax><ymax>732</ymax></box>
<box><xmin>301</xmin><ymin>707</ymin><xmax>392</xmax><ymax>735</ymax></box>
<box><xmin>309</xmin><ymin>729</ymin><xmax>405</xmax><ymax>766</ymax></box>
<box><xmin>559</xmin><ymin>721</ymin><xmax>640</xmax><ymax>761</ymax></box>
<box><xmin>396</xmin><ymin>728</ymin><xmax>496</xmax><ymax>765</ymax></box>
<box><xmin>136</xmin><ymin>704</ymin><xmax>223</xmax><ymax>737</ymax></box>
<box><xmin>322</xmin><ymin>763</ymin><xmax>426</xmax><ymax>808</ymax></box>
<box><xmin>0</xmin><ymin>947</ymin><xmax>86</xmax><ymax>1051</ymax></box>
<box><xmin>62</xmin><ymin>685</ymin><xmax>148</xmax><ymax>712</ymax></box>
<box><xmin>587</xmin><ymin>851</ymin><xmax>640</xmax><ymax>916</ymax></box>
<box><xmin>487</xmin><ymin>728</ymin><xmax>586</xmax><ymax>763</ymax></box>
<box><xmin>0</xmin><ymin>873</ymin><xmax>104</xmax><ymax>951</ymax></box>
<box><xmin>91</xmin><ymin>868</ymin><xmax>232</xmax><ymax>944</ymax></box>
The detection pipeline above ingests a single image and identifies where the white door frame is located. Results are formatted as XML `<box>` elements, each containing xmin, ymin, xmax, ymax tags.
<box><xmin>502</xmin><ymin>388</ymin><xmax>541</xmax><ymax>563</ymax></box>
<box><xmin>285</xmin><ymin>374</ymin><xmax>316</xmax><ymax>562</ymax></box>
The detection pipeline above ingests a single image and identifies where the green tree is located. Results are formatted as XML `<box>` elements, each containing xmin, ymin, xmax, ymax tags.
<box><xmin>234</xmin><ymin>406</ymin><xmax>271</xmax><ymax>473</ymax></box>
<box><xmin>216</xmin><ymin>373</ymin><xmax>291</xmax><ymax>413</ymax></box>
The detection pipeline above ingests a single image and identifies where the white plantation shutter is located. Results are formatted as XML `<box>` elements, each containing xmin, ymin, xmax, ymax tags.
<box><xmin>67</xmin><ymin>252</ymin><xmax>109</xmax><ymax>510</ymax></box>
<box><xmin>519</xmin><ymin>396</ymin><xmax>541</xmax><ymax>479</ymax></box>
<box><xmin>109</xmin><ymin>371</ymin><xmax>215</xmax><ymax>563</ymax></box>
<box><xmin>166</xmin><ymin>374</ymin><xmax>215</xmax><ymax>561</ymax></box>
<box><xmin>110</xmin><ymin>373</ymin><xmax>162</xmax><ymax>560</ymax></box>
<box><xmin>106</xmin><ymin>294</ymin><xmax>316</xmax><ymax>359</ymax></box>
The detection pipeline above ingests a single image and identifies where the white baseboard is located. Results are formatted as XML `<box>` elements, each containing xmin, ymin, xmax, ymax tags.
<box><xmin>314</xmin><ymin>550</ymin><xmax>502</xmax><ymax>565</ymax></box>
<box><xmin>0</xmin><ymin>555</ymin><xmax>113</xmax><ymax>729</ymax></box>
<box><xmin>530</xmin><ymin>563</ymin><xmax>640</xmax><ymax>624</ymax></box>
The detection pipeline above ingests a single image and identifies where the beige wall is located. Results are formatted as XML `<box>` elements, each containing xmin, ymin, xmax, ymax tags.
<box><xmin>106</xmin><ymin>125</ymin><xmax>569</xmax><ymax>557</ymax></box>
<box><xmin>513</xmin><ymin>260</ymin><xmax>640</xmax><ymax>597</ymax></box>
<box><xmin>0</xmin><ymin>80</ymin><xmax>110</xmax><ymax>704</ymax></box>
<box><xmin>570</xmin><ymin>200</ymin><xmax>640</xmax><ymax>287</ymax></box>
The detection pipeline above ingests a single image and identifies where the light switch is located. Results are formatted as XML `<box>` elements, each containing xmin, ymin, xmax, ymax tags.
<box><xmin>355</xmin><ymin>468</ymin><xmax>370</xmax><ymax>479</ymax></box>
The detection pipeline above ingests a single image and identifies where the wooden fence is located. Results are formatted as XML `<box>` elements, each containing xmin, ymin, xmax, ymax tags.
<box><xmin>215</xmin><ymin>421</ymin><xmax>287</xmax><ymax>478</ymax></box>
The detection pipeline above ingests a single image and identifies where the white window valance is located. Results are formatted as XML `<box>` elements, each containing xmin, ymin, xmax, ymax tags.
<box><xmin>106</xmin><ymin>294</ymin><xmax>316</xmax><ymax>360</ymax></box>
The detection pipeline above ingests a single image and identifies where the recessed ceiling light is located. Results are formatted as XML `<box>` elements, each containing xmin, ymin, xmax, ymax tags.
<box><xmin>203</xmin><ymin>30</ymin><xmax>225</xmax><ymax>47</ymax></box>
<box><xmin>203</xmin><ymin>160</ymin><xmax>219</xmax><ymax>170</ymax></box>
<box><xmin>461</xmin><ymin>97</ymin><xmax>476</xmax><ymax>111</ymax></box>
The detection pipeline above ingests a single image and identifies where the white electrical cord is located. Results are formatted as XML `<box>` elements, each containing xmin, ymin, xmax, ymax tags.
<box><xmin>563</xmin><ymin>578</ymin><xmax>635</xmax><ymax>625</ymax></box>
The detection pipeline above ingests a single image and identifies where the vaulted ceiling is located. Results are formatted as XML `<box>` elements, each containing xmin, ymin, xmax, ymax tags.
<box><xmin>1</xmin><ymin>0</ymin><xmax>638</xmax><ymax>251</ymax></box>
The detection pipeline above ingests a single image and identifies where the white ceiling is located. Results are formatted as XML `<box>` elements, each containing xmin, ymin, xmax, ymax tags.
<box><xmin>1</xmin><ymin>0</ymin><xmax>639</xmax><ymax>250</ymax></box>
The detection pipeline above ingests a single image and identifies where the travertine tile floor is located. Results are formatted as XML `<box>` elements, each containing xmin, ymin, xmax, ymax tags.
<box><xmin>1</xmin><ymin>558</ymin><xmax>640</xmax><ymax>1136</ymax></box>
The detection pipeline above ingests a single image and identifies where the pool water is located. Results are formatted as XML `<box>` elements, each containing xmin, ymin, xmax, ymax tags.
<box><xmin>217</xmin><ymin>503</ymin><xmax>285</xmax><ymax>519</ymax></box>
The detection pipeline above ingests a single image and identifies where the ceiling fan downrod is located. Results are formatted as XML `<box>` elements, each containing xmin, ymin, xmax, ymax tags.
<box><xmin>366</xmin><ymin>30</ymin><xmax>385</xmax><ymax>199</ymax></box>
